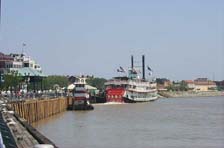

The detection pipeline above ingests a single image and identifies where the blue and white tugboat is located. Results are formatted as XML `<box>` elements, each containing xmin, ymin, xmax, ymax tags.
<box><xmin>71</xmin><ymin>76</ymin><xmax>94</xmax><ymax>110</ymax></box>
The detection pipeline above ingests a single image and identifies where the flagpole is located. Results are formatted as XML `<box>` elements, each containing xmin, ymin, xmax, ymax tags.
<box><xmin>22</xmin><ymin>43</ymin><xmax>26</xmax><ymax>54</ymax></box>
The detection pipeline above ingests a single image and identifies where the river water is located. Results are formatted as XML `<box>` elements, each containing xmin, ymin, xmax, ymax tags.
<box><xmin>33</xmin><ymin>96</ymin><xmax>224</xmax><ymax>148</ymax></box>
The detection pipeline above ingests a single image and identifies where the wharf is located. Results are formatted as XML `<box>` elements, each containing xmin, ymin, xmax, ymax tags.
<box><xmin>0</xmin><ymin>111</ymin><xmax>17</xmax><ymax>148</ymax></box>
<box><xmin>0</xmin><ymin>108</ymin><xmax>57</xmax><ymax>148</ymax></box>
<box><xmin>1</xmin><ymin>110</ymin><xmax>38</xmax><ymax>148</ymax></box>
<box><xmin>0</xmin><ymin>97</ymin><xmax>59</xmax><ymax>148</ymax></box>
<box><xmin>0</xmin><ymin>96</ymin><xmax>92</xmax><ymax>147</ymax></box>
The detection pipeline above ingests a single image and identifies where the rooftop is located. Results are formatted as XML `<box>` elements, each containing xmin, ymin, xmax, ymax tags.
<box><xmin>0</xmin><ymin>52</ymin><xmax>14</xmax><ymax>61</ymax></box>
<box><xmin>10</xmin><ymin>67</ymin><xmax>46</xmax><ymax>77</ymax></box>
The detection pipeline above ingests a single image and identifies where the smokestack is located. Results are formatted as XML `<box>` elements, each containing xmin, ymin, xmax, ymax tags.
<box><xmin>142</xmin><ymin>55</ymin><xmax>145</xmax><ymax>80</ymax></box>
<box><xmin>131</xmin><ymin>55</ymin><xmax>134</xmax><ymax>69</ymax></box>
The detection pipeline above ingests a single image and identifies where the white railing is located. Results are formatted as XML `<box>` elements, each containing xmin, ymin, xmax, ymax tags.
<box><xmin>127</xmin><ymin>88</ymin><xmax>157</xmax><ymax>93</ymax></box>
<box><xmin>105</xmin><ymin>80</ymin><xmax>128</xmax><ymax>85</ymax></box>
<box><xmin>105</xmin><ymin>80</ymin><xmax>157</xmax><ymax>87</ymax></box>
<box><xmin>74</xmin><ymin>93</ymin><xmax>89</xmax><ymax>98</ymax></box>
<box><xmin>75</xmin><ymin>87</ymin><xmax>86</xmax><ymax>92</ymax></box>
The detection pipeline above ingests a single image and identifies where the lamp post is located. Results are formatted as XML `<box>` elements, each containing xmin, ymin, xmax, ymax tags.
<box><xmin>25</xmin><ymin>73</ymin><xmax>30</xmax><ymax>98</ymax></box>
<box><xmin>0</xmin><ymin>72</ymin><xmax>2</xmax><ymax>89</ymax></box>
<box><xmin>0</xmin><ymin>72</ymin><xmax>4</xmax><ymax>91</ymax></box>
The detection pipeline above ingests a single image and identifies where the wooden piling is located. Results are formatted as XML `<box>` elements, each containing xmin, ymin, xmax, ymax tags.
<box><xmin>9</xmin><ymin>97</ymin><xmax>69</xmax><ymax>124</ymax></box>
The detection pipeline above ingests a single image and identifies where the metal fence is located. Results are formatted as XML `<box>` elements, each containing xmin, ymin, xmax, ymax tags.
<box><xmin>0</xmin><ymin>90</ymin><xmax>69</xmax><ymax>101</ymax></box>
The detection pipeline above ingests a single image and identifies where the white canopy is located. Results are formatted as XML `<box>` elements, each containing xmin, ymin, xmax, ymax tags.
<box><xmin>67</xmin><ymin>84</ymin><xmax>75</xmax><ymax>90</ymax></box>
<box><xmin>67</xmin><ymin>84</ymin><xmax>97</xmax><ymax>90</ymax></box>
<box><xmin>85</xmin><ymin>85</ymin><xmax>97</xmax><ymax>90</ymax></box>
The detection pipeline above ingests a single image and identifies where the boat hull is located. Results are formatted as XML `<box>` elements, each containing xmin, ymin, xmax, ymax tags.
<box><xmin>123</xmin><ymin>96</ymin><xmax>158</xmax><ymax>103</ymax></box>
<box><xmin>105</xmin><ymin>88</ymin><xmax>125</xmax><ymax>103</ymax></box>
<box><xmin>68</xmin><ymin>100</ymin><xmax>94</xmax><ymax>110</ymax></box>
<box><xmin>68</xmin><ymin>97</ymin><xmax>94</xmax><ymax>111</ymax></box>
<box><xmin>73</xmin><ymin>104</ymin><xmax>94</xmax><ymax>110</ymax></box>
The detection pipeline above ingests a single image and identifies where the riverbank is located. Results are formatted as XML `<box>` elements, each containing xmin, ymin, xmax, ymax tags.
<box><xmin>158</xmin><ymin>91</ymin><xmax>224</xmax><ymax>98</ymax></box>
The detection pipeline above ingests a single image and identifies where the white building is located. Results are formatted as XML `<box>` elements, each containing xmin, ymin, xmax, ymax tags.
<box><xmin>0</xmin><ymin>52</ymin><xmax>43</xmax><ymax>75</ymax></box>
<box><xmin>9</xmin><ymin>53</ymin><xmax>42</xmax><ymax>73</ymax></box>
<box><xmin>184</xmin><ymin>79</ymin><xmax>217</xmax><ymax>92</ymax></box>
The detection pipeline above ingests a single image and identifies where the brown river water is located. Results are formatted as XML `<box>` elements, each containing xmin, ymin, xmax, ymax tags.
<box><xmin>33</xmin><ymin>96</ymin><xmax>224</xmax><ymax>148</ymax></box>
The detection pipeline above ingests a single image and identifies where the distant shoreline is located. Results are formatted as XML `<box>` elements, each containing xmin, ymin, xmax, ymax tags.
<box><xmin>158</xmin><ymin>91</ymin><xmax>224</xmax><ymax>98</ymax></box>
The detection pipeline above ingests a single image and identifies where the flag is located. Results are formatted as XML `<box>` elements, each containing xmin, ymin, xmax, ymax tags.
<box><xmin>117</xmin><ymin>66</ymin><xmax>125</xmax><ymax>73</ymax></box>
<box><xmin>119</xmin><ymin>66</ymin><xmax>125</xmax><ymax>72</ymax></box>
<box><xmin>147</xmin><ymin>66</ymin><xmax>152</xmax><ymax>71</ymax></box>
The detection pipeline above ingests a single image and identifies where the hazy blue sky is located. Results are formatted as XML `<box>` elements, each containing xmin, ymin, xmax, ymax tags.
<box><xmin>0</xmin><ymin>0</ymin><xmax>224</xmax><ymax>80</ymax></box>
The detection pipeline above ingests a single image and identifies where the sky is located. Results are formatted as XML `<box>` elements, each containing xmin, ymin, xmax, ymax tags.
<box><xmin>0</xmin><ymin>0</ymin><xmax>224</xmax><ymax>80</ymax></box>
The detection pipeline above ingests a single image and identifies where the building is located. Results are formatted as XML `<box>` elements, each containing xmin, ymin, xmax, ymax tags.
<box><xmin>0</xmin><ymin>52</ymin><xmax>45</xmax><ymax>92</ymax></box>
<box><xmin>184</xmin><ymin>78</ymin><xmax>217</xmax><ymax>92</ymax></box>
<box><xmin>214</xmin><ymin>80</ymin><xmax>224</xmax><ymax>90</ymax></box>
<box><xmin>0</xmin><ymin>52</ymin><xmax>14</xmax><ymax>73</ymax></box>
<box><xmin>0</xmin><ymin>53</ymin><xmax>43</xmax><ymax>75</ymax></box>
<box><xmin>156</xmin><ymin>78</ymin><xmax>172</xmax><ymax>90</ymax></box>
<box><xmin>9</xmin><ymin>53</ymin><xmax>42</xmax><ymax>73</ymax></box>
<box><xmin>183</xmin><ymin>80</ymin><xmax>195</xmax><ymax>90</ymax></box>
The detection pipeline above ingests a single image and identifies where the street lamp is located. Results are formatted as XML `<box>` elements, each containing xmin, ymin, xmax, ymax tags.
<box><xmin>0</xmin><ymin>72</ymin><xmax>4</xmax><ymax>90</ymax></box>
<box><xmin>24</xmin><ymin>73</ymin><xmax>30</xmax><ymax>95</ymax></box>
<box><xmin>0</xmin><ymin>73</ymin><xmax>2</xmax><ymax>89</ymax></box>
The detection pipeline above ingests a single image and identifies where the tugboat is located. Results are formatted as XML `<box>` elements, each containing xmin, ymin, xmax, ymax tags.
<box><xmin>105</xmin><ymin>55</ymin><xmax>158</xmax><ymax>103</ymax></box>
<box><xmin>70</xmin><ymin>76</ymin><xmax>94</xmax><ymax>110</ymax></box>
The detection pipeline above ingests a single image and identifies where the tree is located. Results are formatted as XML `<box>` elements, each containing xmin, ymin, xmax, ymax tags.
<box><xmin>166</xmin><ymin>81</ymin><xmax>188</xmax><ymax>91</ymax></box>
<box><xmin>86</xmin><ymin>77</ymin><xmax>107</xmax><ymax>90</ymax></box>
<box><xmin>179</xmin><ymin>81</ymin><xmax>188</xmax><ymax>91</ymax></box>
<box><xmin>2</xmin><ymin>73</ymin><xmax>23</xmax><ymax>92</ymax></box>
<box><xmin>43</xmin><ymin>75</ymin><xmax>69</xmax><ymax>90</ymax></box>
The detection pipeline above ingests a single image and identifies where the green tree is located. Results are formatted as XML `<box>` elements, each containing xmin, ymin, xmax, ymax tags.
<box><xmin>179</xmin><ymin>81</ymin><xmax>188</xmax><ymax>91</ymax></box>
<box><xmin>166</xmin><ymin>81</ymin><xmax>188</xmax><ymax>91</ymax></box>
<box><xmin>217</xmin><ymin>86</ymin><xmax>224</xmax><ymax>91</ymax></box>
<box><xmin>86</xmin><ymin>77</ymin><xmax>107</xmax><ymax>90</ymax></box>
<box><xmin>43</xmin><ymin>75</ymin><xmax>69</xmax><ymax>90</ymax></box>
<box><xmin>2</xmin><ymin>74</ymin><xmax>23</xmax><ymax>92</ymax></box>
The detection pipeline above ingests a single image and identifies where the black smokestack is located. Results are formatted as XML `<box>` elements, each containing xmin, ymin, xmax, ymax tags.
<box><xmin>131</xmin><ymin>55</ymin><xmax>134</xmax><ymax>69</ymax></box>
<box><xmin>142</xmin><ymin>55</ymin><xmax>145</xmax><ymax>80</ymax></box>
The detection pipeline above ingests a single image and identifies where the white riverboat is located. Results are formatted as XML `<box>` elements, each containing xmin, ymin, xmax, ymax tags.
<box><xmin>105</xmin><ymin>55</ymin><xmax>158</xmax><ymax>103</ymax></box>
